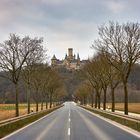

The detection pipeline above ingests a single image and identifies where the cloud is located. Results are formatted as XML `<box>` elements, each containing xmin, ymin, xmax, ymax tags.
<box><xmin>40</xmin><ymin>0</ymin><xmax>67</xmax><ymax>5</ymax></box>
<box><xmin>0</xmin><ymin>0</ymin><xmax>139</xmax><ymax>60</ymax></box>
<box><xmin>106</xmin><ymin>0</ymin><xmax>125</xmax><ymax>14</ymax></box>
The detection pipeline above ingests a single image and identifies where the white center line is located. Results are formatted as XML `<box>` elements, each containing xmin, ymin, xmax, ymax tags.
<box><xmin>69</xmin><ymin>109</ymin><xmax>71</xmax><ymax>117</ymax></box>
<box><xmin>68</xmin><ymin>127</ymin><xmax>71</xmax><ymax>136</ymax></box>
<box><xmin>68</xmin><ymin>107</ymin><xmax>71</xmax><ymax>139</ymax></box>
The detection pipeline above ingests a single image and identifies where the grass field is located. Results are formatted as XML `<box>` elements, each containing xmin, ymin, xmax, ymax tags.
<box><xmin>0</xmin><ymin>103</ymin><xmax>53</xmax><ymax>121</ymax></box>
<box><xmin>0</xmin><ymin>106</ymin><xmax>62</xmax><ymax>138</ymax></box>
<box><xmin>0</xmin><ymin>103</ymin><xmax>140</xmax><ymax>121</ymax></box>
<box><xmin>105</xmin><ymin>103</ymin><xmax>140</xmax><ymax>114</ymax></box>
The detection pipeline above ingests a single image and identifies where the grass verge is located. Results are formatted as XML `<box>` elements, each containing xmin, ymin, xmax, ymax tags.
<box><xmin>81</xmin><ymin>106</ymin><xmax>140</xmax><ymax>132</ymax></box>
<box><xmin>0</xmin><ymin>105</ymin><xmax>62</xmax><ymax>139</ymax></box>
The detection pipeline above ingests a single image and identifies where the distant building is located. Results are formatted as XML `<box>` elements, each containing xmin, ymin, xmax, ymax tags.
<box><xmin>51</xmin><ymin>48</ymin><xmax>88</xmax><ymax>70</ymax></box>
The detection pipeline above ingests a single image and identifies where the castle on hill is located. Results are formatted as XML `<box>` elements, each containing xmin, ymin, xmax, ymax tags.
<box><xmin>51</xmin><ymin>48</ymin><xmax>87</xmax><ymax>70</ymax></box>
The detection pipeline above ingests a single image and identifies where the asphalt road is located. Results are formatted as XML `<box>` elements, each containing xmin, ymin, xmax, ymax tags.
<box><xmin>2</xmin><ymin>102</ymin><xmax>140</xmax><ymax>140</ymax></box>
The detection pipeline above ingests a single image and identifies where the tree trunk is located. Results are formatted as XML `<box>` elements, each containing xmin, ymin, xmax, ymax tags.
<box><xmin>95</xmin><ymin>93</ymin><xmax>97</xmax><ymax>108</ymax></box>
<box><xmin>80</xmin><ymin>98</ymin><xmax>83</xmax><ymax>105</ymax></box>
<box><xmin>123</xmin><ymin>81</ymin><xmax>128</xmax><ymax>115</ymax></box>
<box><xmin>103</xmin><ymin>89</ymin><xmax>107</xmax><ymax>110</ymax></box>
<box><xmin>36</xmin><ymin>101</ymin><xmax>38</xmax><ymax>112</ymax></box>
<box><xmin>46</xmin><ymin>96</ymin><xmax>48</xmax><ymax>110</ymax></box>
<box><xmin>27</xmin><ymin>85</ymin><xmax>31</xmax><ymax>114</ymax></box>
<box><xmin>49</xmin><ymin>94</ymin><xmax>52</xmax><ymax>108</ymax></box>
<box><xmin>91</xmin><ymin>94</ymin><xmax>94</xmax><ymax>108</ymax></box>
<box><xmin>111</xmin><ymin>88</ymin><xmax>115</xmax><ymax>112</ymax></box>
<box><xmin>41</xmin><ymin>100</ymin><xmax>43</xmax><ymax>110</ymax></box>
<box><xmin>35</xmin><ymin>90</ymin><xmax>39</xmax><ymax>112</ymax></box>
<box><xmin>15</xmin><ymin>83</ymin><xmax>19</xmax><ymax>117</ymax></box>
<box><xmin>97</xmin><ymin>94</ymin><xmax>101</xmax><ymax>109</ymax></box>
<box><xmin>46</xmin><ymin>101</ymin><xmax>48</xmax><ymax>109</ymax></box>
<box><xmin>83</xmin><ymin>97</ymin><xmax>86</xmax><ymax>105</ymax></box>
<box><xmin>83</xmin><ymin>97</ymin><xmax>85</xmax><ymax>105</ymax></box>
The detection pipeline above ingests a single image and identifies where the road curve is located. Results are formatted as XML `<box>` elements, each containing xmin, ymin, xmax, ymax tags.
<box><xmin>2</xmin><ymin>102</ymin><xmax>140</xmax><ymax>140</ymax></box>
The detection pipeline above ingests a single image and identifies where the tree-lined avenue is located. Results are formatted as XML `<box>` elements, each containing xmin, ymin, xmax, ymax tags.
<box><xmin>2</xmin><ymin>102</ymin><xmax>139</xmax><ymax>140</ymax></box>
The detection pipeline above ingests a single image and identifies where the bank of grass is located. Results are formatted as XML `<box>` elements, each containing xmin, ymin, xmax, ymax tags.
<box><xmin>81</xmin><ymin>106</ymin><xmax>140</xmax><ymax>132</ymax></box>
<box><xmin>0</xmin><ymin>105</ymin><xmax>62</xmax><ymax>139</ymax></box>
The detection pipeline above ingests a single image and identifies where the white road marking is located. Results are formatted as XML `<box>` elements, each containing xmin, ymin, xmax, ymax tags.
<box><xmin>77</xmin><ymin>110</ymin><xmax>113</xmax><ymax>140</ymax></box>
<box><xmin>68</xmin><ymin>127</ymin><xmax>70</xmax><ymax>136</ymax></box>
<box><xmin>69</xmin><ymin>109</ymin><xmax>71</xmax><ymax>117</ymax></box>
<box><xmin>36</xmin><ymin>117</ymin><xmax>59</xmax><ymax>140</ymax></box>
<box><xmin>80</xmin><ymin>107</ymin><xmax>140</xmax><ymax>139</ymax></box>
<box><xmin>1</xmin><ymin>108</ymin><xmax>61</xmax><ymax>140</ymax></box>
<box><xmin>68</xmin><ymin>106</ymin><xmax>71</xmax><ymax>139</ymax></box>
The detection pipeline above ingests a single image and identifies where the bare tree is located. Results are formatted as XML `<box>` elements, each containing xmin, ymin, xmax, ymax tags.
<box><xmin>46</xmin><ymin>70</ymin><xmax>63</xmax><ymax>108</ymax></box>
<box><xmin>41</xmin><ymin>68</ymin><xmax>51</xmax><ymax>109</ymax></box>
<box><xmin>83</xmin><ymin>58</ymin><xmax>102</xmax><ymax>109</ymax></box>
<box><xmin>74</xmin><ymin>81</ymin><xmax>91</xmax><ymax>105</ymax></box>
<box><xmin>54</xmin><ymin>87</ymin><xmax>66</xmax><ymax>105</ymax></box>
<box><xmin>22</xmin><ymin>43</ymin><xmax>46</xmax><ymax>114</ymax></box>
<box><xmin>108</xmin><ymin>65</ymin><xmax>120</xmax><ymax>112</ymax></box>
<box><xmin>39</xmin><ymin>66</ymin><xmax>51</xmax><ymax>110</ymax></box>
<box><xmin>30</xmin><ymin>64</ymin><xmax>46</xmax><ymax>112</ymax></box>
<box><xmin>0</xmin><ymin>34</ymin><xmax>43</xmax><ymax>116</ymax></box>
<box><xmin>93</xmin><ymin>22</ymin><xmax>140</xmax><ymax>114</ymax></box>
<box><xmin>97</xmin><ymin>52</ymin><xmax>121</xmax><ymax>111</ymax></box>
<box><xmin>96</xmin><ymin>53</ymin><xmax>110</xmax><ymax>110</ymax></box>
<box><xmin>85</xmin><ymin>81</ymin><xmax>94</xmax><ymax>107</ymax></box>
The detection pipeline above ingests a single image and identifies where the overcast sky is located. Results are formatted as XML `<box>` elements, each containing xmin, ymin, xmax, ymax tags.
<box><xmin>0</xmin><ymin>0</ymin><xmax>140</xmax><ymax>61</ymax></box>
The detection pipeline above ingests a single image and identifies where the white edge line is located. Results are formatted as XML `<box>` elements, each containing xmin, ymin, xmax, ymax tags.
<box><xmin>79</xmin><ymin>106</ymin><xmax>140</xmax><ymax>139</ymax></box>
<box><xmin>1</xmin><ymin>107</ymin><xmax>62</xmax><ymax>140</ymax></box>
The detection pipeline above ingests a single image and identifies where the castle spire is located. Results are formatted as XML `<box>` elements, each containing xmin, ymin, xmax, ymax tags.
<box><xmin>74</xmin><ymin>54</ymin><xmax>76</xmax><ymax>59</ymax></box>
<box><xmin>65</xmin><ymin>53</ymin><xmax>67</xmax><ymax>59</ymax></box>
<box><xmin>77</xmin><ymin>53</ymin><xmax>80</xmax><ymax>59</ymax></box>
<box><xmin>52</xmin><ymin>54</ymin><xmax>57</xmax><ymax>60</ymax></box>
<box><xmin>51</xmin><ymin>54</ymin><xmax>57</xmax><ymax>66</ymax></box>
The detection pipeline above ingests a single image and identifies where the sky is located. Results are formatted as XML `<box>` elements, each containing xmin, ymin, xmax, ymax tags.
<box><xmin>0</xmin><ymin>0</ymin><xmax>140</xmax><ymax>61</ymax></box>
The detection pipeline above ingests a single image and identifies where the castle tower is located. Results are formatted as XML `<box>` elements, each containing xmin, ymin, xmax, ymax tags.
<box><xmin>77</xmin><ymin>53</ymin><xmax>80</xmax><ymax>59</ymax></box>
<box><xmin>65</xmin><ymin>53</ymin><xmax>67</xmax><ymax>59</ymax></box>
<box><xmin>68</xmin><ymin>48</ymin><xmax>73</xmax><ymax>60</ymax></box>
<box><xmin>51</xmin><ymin>54</ymin><xmax>57</xmax><ymax>66</ymax></box>
<box><xmin>77</xmin><ymin>53</ymin><xmax>80</xmax><ymax>65</ymax></box>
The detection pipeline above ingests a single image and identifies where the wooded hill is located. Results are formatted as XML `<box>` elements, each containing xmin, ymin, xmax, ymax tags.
<box><xmin>0</xmin><ymin>63</ymin><xmax>140</xmax><ymax>103</ymax></box>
